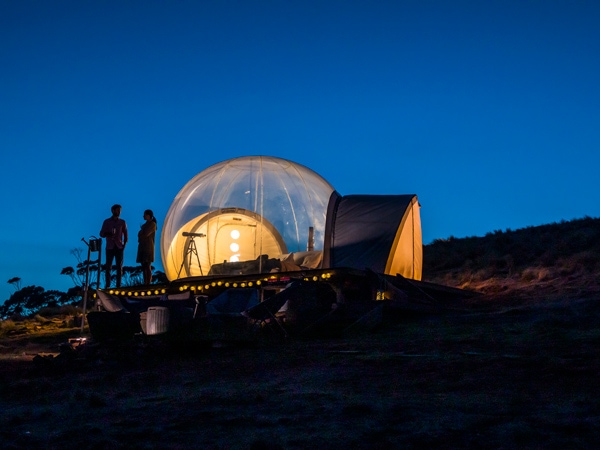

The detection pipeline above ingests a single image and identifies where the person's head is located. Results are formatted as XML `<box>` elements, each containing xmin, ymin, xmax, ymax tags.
<box><xmin>111</xmin><ymin>204</ymin><xmax>122</xmax><ymax>217</ymax></box>
<box><xmin>144</xmin><ymin>209</ymin><xmax>156</xmax><ymax>223</ymax></box>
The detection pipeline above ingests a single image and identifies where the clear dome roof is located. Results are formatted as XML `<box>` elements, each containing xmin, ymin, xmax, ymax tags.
<box><xmin>161</xmin><ymin>156</ymin><xmax>335</xmax><ymax>280</ymax></box>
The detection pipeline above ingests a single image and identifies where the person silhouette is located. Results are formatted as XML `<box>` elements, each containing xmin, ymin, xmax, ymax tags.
<box><xmin>137</xmin><ymin>209</ymin><xmax>157</xmax><ymax>285</ymax></box>
<box><xmin>99</xmin><ymin>204</ymin><xmax>128</xmax><ymax>288</ymax></box>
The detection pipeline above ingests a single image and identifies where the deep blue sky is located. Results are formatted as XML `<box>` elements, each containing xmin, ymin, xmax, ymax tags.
<box><xmin>2</xmin><ymin>0</ymin><xmax>599</xmax><ymax>301</ymax></box>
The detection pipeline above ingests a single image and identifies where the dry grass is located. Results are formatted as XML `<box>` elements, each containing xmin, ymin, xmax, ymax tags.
<box><xmin>0</xmin><ymin>315</ymin><xmax>82</xmax><ymax>359</ymax></box>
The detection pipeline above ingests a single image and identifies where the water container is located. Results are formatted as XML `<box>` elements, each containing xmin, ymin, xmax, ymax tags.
<box><xmin>146</xmin><ymin>307</ymin><xmax>170</xmax><ymax>335</ymax></box>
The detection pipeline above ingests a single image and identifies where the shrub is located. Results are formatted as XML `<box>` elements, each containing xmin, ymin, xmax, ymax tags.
<box><xmin>520</xmin><ymin>267</ymin><xmax>551</xmax><ymax>283</ymax></box>
<box><xmin>0</xmin><ymin>319</ymin><xmax>17</xmax><ymax>337</ymax></box>
<box><xmin>34</xmin><ymin>314</ymin><xmax>50</xmax><ymax>324</ymax></box>
<box><xmin>28</xmin><ymin>304</ymin><xmax>80</xmax><ymax>319</ymax></box>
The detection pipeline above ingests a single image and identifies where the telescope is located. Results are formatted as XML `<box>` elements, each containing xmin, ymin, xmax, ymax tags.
<box><xmin>182</xmin><ymin>231</ymin><xmax>206</xmax><ymax>238</ymax></box>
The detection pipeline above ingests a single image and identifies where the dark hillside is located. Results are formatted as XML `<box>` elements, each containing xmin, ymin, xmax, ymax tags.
<box><xmin>423</xmin><ymin>216</ymin><xmax>600</xmax><ymax>304</ymax></box>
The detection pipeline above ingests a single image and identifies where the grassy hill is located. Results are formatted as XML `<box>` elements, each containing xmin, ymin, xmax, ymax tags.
<box><xmin>422</xmin><ymin>216</ymin><xmax>600</xmax><ymax>304</ymax></box>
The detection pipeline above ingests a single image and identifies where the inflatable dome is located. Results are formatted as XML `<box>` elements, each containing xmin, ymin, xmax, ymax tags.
<box><xmin>161</xmin><ymin>156</ymin><xmax>335</xmax><ymax>280</ymax></box>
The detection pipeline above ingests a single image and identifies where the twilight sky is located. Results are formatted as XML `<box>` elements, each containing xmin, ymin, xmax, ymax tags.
<box><xmin>2</xmin><ymin>0</ymin><xmax>599</xmax><ymax>301</ymax></box>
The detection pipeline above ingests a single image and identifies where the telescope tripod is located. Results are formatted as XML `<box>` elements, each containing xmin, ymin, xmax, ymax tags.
<box><xmin>177</xmin><ymin>235</ymin><xmax>204</xmax><ymax>278</ymax></box>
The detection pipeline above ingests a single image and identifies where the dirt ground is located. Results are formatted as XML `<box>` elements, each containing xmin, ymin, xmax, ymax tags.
<box><xmin>2</xmin><ymin>289</ymin><xmax>600</xmax><ymax>449</ymax></box>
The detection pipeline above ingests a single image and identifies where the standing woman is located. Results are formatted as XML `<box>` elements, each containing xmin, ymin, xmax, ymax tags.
<box><xmin>137</xmin><ymin>209</ymin><xmax>157</xmax><ymax>285</ymax></box>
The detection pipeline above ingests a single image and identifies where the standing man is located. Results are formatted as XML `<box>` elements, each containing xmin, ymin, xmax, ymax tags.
<box><xmin>100</xmin><ymin>204</ymin><xmax>128</xmax><ymax>288</ymax></box>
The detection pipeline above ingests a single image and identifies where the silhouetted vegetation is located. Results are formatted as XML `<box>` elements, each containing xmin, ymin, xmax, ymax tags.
<box><xmin>423</xmin><ymin>216</ymin><xmax>600</xmax><ymax>298</ymax></box>
<box><xmin>2</xmin><ymin>267</ymin><xmax>167</xmax><ymax>320</ymax></box>
<box><xmin>0</xmin><ymin>286</ymin><xmax>78</xmax><ymax>319</ymax></box>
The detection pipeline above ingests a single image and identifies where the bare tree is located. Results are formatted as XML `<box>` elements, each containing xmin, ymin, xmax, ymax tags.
<box><xmin>7</xmin><ymin>277</ymin><xmax>21</xmax><ymax>292</ymax></box>
<box><xmin>61</xmin><ymin>247</ymin><xmax>101</xmax><ymax>290</ymax></box>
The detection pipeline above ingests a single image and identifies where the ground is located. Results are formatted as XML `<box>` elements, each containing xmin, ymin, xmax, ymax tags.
<box><xmin>1</xmin><ymin>284</ymin><xmax>600</xmax><ymax>449</ymax></box>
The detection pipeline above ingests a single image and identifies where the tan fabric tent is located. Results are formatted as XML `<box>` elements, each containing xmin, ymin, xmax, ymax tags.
<box><xmin>322</xmin><ymin>192</ymin><xmax>422</xmax><ymax>280</ymax></box>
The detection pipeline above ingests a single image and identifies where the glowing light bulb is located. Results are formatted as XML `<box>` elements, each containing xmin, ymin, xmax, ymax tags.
<box><xmin>230</xmin><ymin>242</ymin><xmax>239</xmax><ymax>252</ymax></box>
<box><xmin>231</xmin><ymin>229</ymin><xmax>240</xmax><ymax>239</ymax></box>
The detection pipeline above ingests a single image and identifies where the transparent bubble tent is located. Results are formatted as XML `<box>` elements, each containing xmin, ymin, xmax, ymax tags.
<box><xmin>161</xmin><ymin>156</ymin><xmax>335</xmax><ymax>280</ymax></box>
<box><xmin>161</xmin><ymin>155</ymin><xmax>423</xmax><ymax>281</ymax></box>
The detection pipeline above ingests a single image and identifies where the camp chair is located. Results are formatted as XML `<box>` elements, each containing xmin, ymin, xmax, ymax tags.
<box><xmin>241</xmin><ymin>286</ymin><xmax>296</xmax><ymax>340</ymax></box>
<box><xmin>96</xmin><ymin>289</ymin><xmax>127</xmax><ymax>312</ymax></box>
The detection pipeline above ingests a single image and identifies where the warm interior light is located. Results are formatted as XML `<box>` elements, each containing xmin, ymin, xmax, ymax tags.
<box><xmin>230</xmin><ymin>229</ymin><xmax>240</xmax><ymax>239</ymax></box>
<box><xmin>230</xmin><ymin>255</ymin><xmax>240</xmax><ymax>262</ymax></box>
<box><xmin>230</xmin><ymin>243</ymin><xmax>240</xmax><ymax>252</ymax></box>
